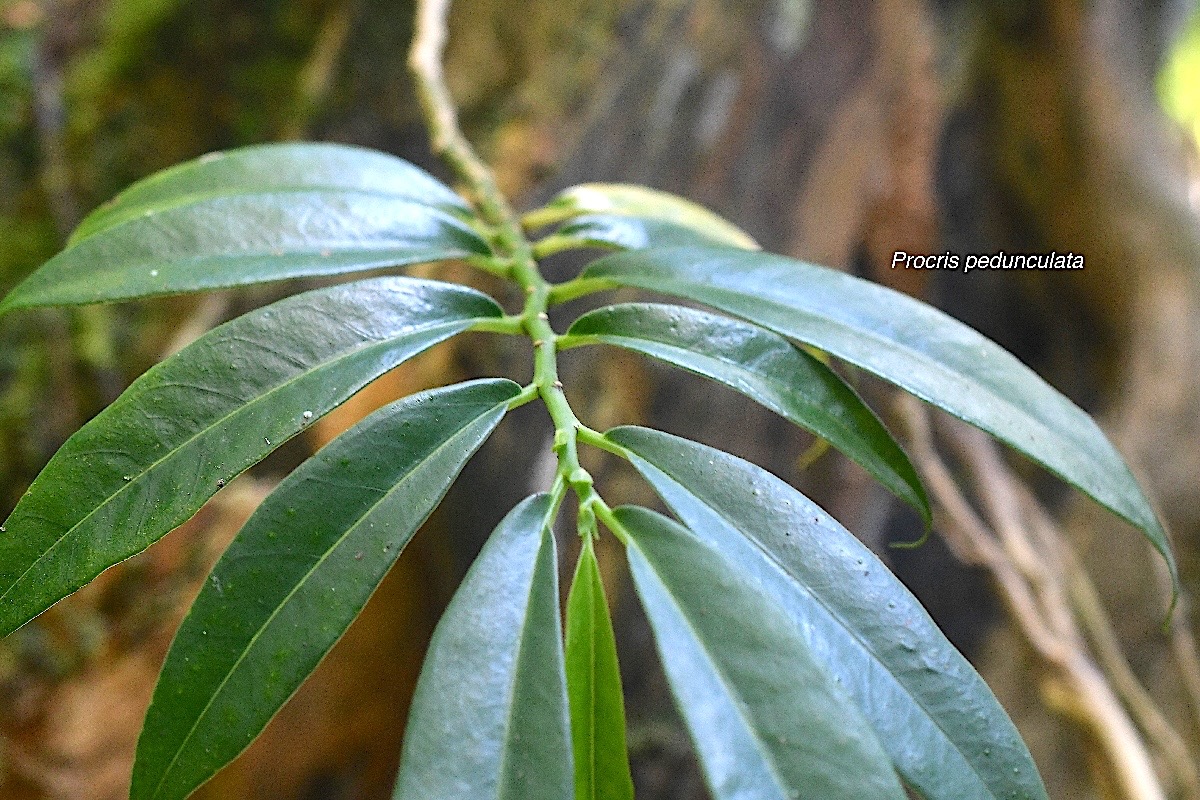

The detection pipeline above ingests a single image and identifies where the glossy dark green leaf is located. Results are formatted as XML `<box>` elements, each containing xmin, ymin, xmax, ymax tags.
<box><xmin>393</xmin><ymin>494</ymin><xmax>572</xmax><ymax>800</ymax></box>
<box><xmin>0</xmin><ymin>145</ymin><xmax>490</xmax><ymax>313</ymax></box>
<box><xmin>564</xmin><ymin>536</ymin><xmax>634</xmax><ymax>800</ymax></box>
<box><xmin>0</xmin><ymin>277</ymin><xmax>502</xmax><ymax>637</ymax></box>
<box><xmin>615</xmin><ymin>505</ymin><xmax>905</xmax><ymax>800</ymax></box>
<box><xmin>562</xmin><ymin>302</ymin><xmax>929</xmax><ymax>524</ymax></box>
<box><xmin>607</xmin><ymin>426</ymin><xmax>1050</xmax><ymax>800</ymax></box>
<box><xmin>131</xmin><ymin>378</ymin><xmax>520</xmax><ymax>800</ymax></box>
<box><xmin>526</xmin><ymin>183</ymin><xmax>757</xmax><ymax>249</ymax></box>
<box><xmin>583</xmin><ymin>246</ymin><xmax>1176</xmax><ymax>587</ymax></box>
<box><xmin>69</xmin><ymin>142</ymin><xmax>471</xmax><ymax>245</ymax></box>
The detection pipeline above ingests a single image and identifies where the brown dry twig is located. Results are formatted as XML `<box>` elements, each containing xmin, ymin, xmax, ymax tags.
<box><xmin>409</xmin><ymin>0</ymin><xmax>515</xmax><ymax>230</ymax></box>
<box><xmin>897</xmin><ymin>395</ymin><xmax>1197</xmax><ymax>800</ymax></box>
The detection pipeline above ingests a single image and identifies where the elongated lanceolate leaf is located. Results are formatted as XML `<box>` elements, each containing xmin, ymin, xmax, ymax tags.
<box><xmin>616</xmin><ymin>506</ymin><xmax>905</xmax><ymax>800</ymax></box>
<box><xmin>131</xmin><ymin>379</ymin><xmax>520</xmax><ymax>800</ymax></box>
<box><xmin>562</xmin><ymin>302</ymin><xmax>929</xmax><ymax>524</ymax></box>
<box><xmin>583</xmin><ymin>246</ymin><xmax>1176</xmax><ymax>586</ymax></box>
<box><xmin>565</xmin><ymin>537</ymin><xmax>634</xmax><ymax>800</ymax></box>
<box><xmin>0</xmin><ymin>277</ymin><xmax>502</xmax><ymax>637</ymax></box>
<box><xmin>69</xmin><ymin>142</ymin><xmax>471</xmax><ymax>245</ymax></box>
<box><xmin>393</xmin><ymin>494</ymin><xmax>572</xmax><ymax>800</ymax></box>
<box><xmin>526</xmin><ymin>183</ymin><xmax>757</xmax><ymax>250</ymax></box>
<box><xmin>0</xmin><ymin>192</ymin><xmax>489</xmax><ymax>313</ymax></box>
<box><xmin>607</xmin><ymin>426</ymin><xmax>1049</xmax><ymax>800</ymax></box>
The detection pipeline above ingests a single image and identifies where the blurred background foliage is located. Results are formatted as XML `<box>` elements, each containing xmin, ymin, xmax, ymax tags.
<box><xmin>1162</xmin><ymin>5</ymin><xmax>1200</xmax><ymax>151</ymax></box>
<box><xmin>1</xmin><ymin>1</ymin><xmax>1199</xmax><ymax>798</ymax></box>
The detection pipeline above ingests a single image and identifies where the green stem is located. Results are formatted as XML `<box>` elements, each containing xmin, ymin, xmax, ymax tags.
<box><xmin>587</xmin><ymin>494</ymin><xmax>629</xmax><ymax>546</ymax></box>
<box><xmin>576</xmin><ymin>425</ymin><xmax>631</xmax><ymax>459</ymax></box>
<box><xmin>470</xmin><ymin>315</ymin><xmax>526</xmax><ymax>335</ymax></box>
<box><xmin>512</xmin><ymin>247</ymin><xmax>595</xmax><ymax>505</ymax></box>
<box><xmin>409</xmin><ymin>0</ymin><xmax>600</xmax><ymax>527</ymax></box>
<box><xmin>547</xmin><ymin>276</ymin><xmax>615</xmax><ymax>306</ymax></box>
<box><xmin>506</xmin><ymin>382</ymin><xmax>541</xmax><ymax>411</ymax></box>
<box><xmin>464</xmin><ymin>253</ymin><xmax>517</xmax><ymax>278</ymax></box>
<box><xmin>520</xmin><ymin>205</ymin><xmax>571</xmax><ymax>232</ymax></box>
<box><xmin>531</xmin><ymin>234</ymin><xmax>588</xmax><ymax>260</ymax></box>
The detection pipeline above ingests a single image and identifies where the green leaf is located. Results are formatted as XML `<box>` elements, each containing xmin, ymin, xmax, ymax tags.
<box><xmin>582</xmin><ymin>246</ymin><xmax>1177</xmax><ymax>589</ymax></box>
<box><xmin>564</xmin><ymin>536</ymin><xmax>634</xmax><ymax>800</ymax></box>
<box><xmin>69</xmin><ymin>142</ymin><xmax>471</xmax><ymax>246</ymax></box>
<box><xmin>547</xmin><ymin>214</ymin><xmax>751</xmax><ymax>252</ymax></box>
<box><xmin>526</xmin><ymin>183</ymin><xmax>757</xmax><ymax>250</ymax></box>
<box><xmin>393</xmin><ymin>494</ymin><xmax>572</xmax><ymax>800</ymax></box>
<box><xmin>607</xmin><ymin>425</ymin><xmax>1050</xmax><ymax>800</ymax></box>
<box><xmin>0</xmin><ymin>145</ymin><xmax>490</xmax><ymax>313</ymax></box>
<box><xmin>0</xmin><ymin>276</ymin><xmax>502</xmax><ymax>637</ymax></box>
<box><xmin>562</xmin><ymin>302</ymin><xmax>929</xmax><ymax>524</ymax></box>
<box><xmin>615</xmin><ymin>506</ymin><xmax>906</xmax><ymax>800</ymax></box>
<box><xmin>131</xmin><ymin>378</ymin><xmax>520</xmax><ymax>800</ymax></box>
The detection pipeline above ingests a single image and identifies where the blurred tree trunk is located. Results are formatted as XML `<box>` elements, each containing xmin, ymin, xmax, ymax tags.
<box><xmin>1</xmin><ymin>1</ymin><xmax>1197</xmax><ymax>798</ymax></box>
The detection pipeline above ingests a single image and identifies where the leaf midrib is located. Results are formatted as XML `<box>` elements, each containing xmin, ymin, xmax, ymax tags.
<box><xmin>582</xmin><ymin>552</ymin><xmax>600</xmax><ymax>799</ymax></box>
<box><xmin>146</xmin><ymin>399</ymin><xmax>508</xmax><ymax>800</ymax></box>
<box><xmin>49</xmin><ymin>243</ymin><xmax>480</xmax><ymax>288</ymax></box>
<box><xmin>570</xmin><ymin>332</ymin><xmax>879</xmax><ymax>466</ymax></box>
<box><xmin>629</xmin><ymin>537</ymin><xmax>792</xmax><ymax>800</ymax></box>
<box><xmin>12</xmin><ymin>248</ymin><xmax>485</xmax><ymax>313</ymax></box>
<box><xmin>0</xmin><ymin>317</ymin><xmax>478</xmax><ymax>612</ymax></box>
<box><xmin>589</xmin><ymin>263</ymin><xmax>1095</xmax><ymax>473</ymax></box>
<box><xmin>72</xmin><ymin>187</ymin><xmax>470</xmax><ymax>247</ymax></box>
<box><xmin>612</xmin><ymin>271</ymin><xmax>1140</xmax><ymax>533</ymax></box>
<box><xmin>494</xmin><ymin>510</ymin><xmax>557</xmax><ymax>800</ymax></box>
<box><xmin>634</xmin><ymin>454</ymin><xmax>997</xmax><ymax>798</ymax></box>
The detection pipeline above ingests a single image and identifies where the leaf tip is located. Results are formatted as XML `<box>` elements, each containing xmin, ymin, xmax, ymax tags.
<box><xmin>905</xmin><ymin>482</ymin><xmax>934</xmax><ymax>535</ymax></box>
<box><xmin>1134</xmin><ymin>509</ymin><xmax>1180</xmax><ymax>627</ymax></box>
<box><xmin>1159</xmin><ymin>540</ymin><xmax>1181</xmax><ymax>630</ymax></box>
